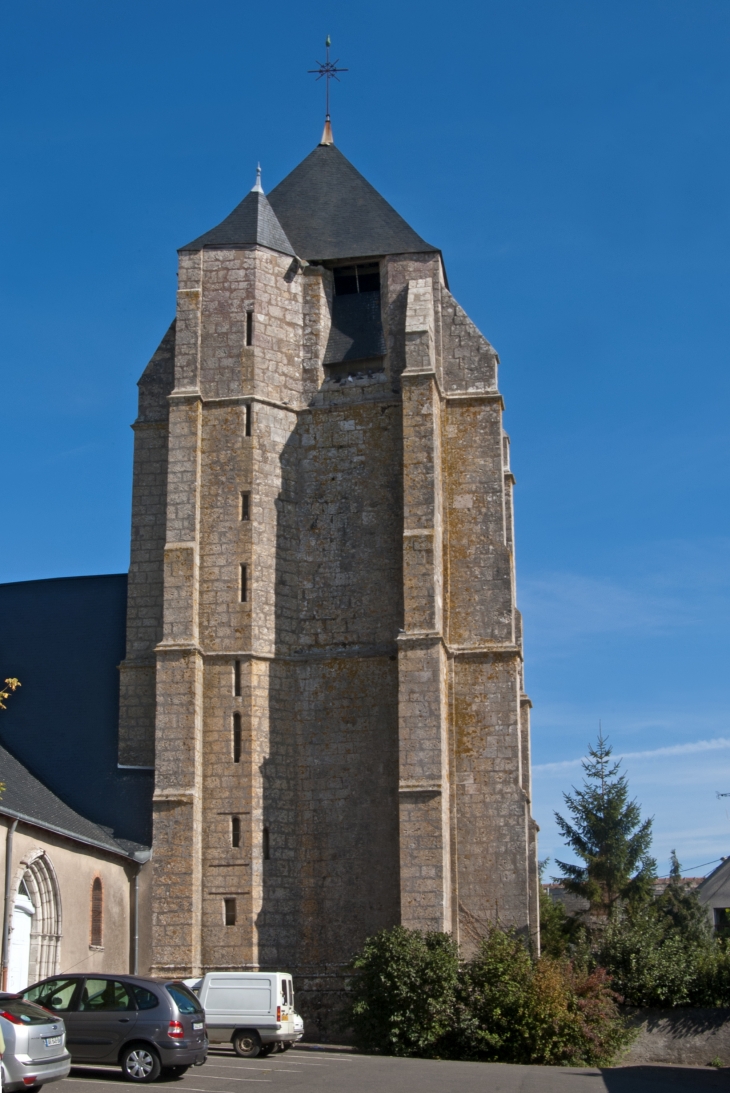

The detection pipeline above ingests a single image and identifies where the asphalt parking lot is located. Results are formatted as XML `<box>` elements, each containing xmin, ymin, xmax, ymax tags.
<box><xmin>58</xmin><ymin>1045</ymin><xmax>730</xmax><ymax>1093</ymax></box>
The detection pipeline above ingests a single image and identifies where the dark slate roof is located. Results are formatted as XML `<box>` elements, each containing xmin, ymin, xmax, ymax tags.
<box><xmin>181</xmin><ymin>188</ymin><xmax>296</xmax><ymax>256</ymax></box>
<box><xmin>181</xmin><ymin>143</ymin><xmax>438</xmax><ymax>262</ymax></box>
<box><xmin>0</xmin><ymin>743</ymin><xmax>145</xmax><ymax>859</ymax></box>
<box><xmin>268</xmin><ymin>144</ymin><xmax>438</xmax><ymax>261</ymax></box>
<box><xmin>0</xmin><ymin>575</ymin><xmax>153</xmax><ymax>848</ymax></box>
<box><xmin>323</xmin><ymin>292</ymin><xmax>386</xmax><ymax>364</ymax></box>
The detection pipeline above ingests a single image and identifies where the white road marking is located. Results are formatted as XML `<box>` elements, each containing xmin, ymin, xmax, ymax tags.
<box><xmin>62</xmin><ymin>1081</ymin><xmax>270</xmax><ymax>1089</ymax></box>
<box><xmin>204</xmin><ymin>1064</ymin><xmax>308</xmax><ymax>1070</ymax></box>
<box><xmin>202</xmin><ymin>1067</ymin><xmax>275</xmax><ymax>1073</ymax></box>
<box><xmin>206</xmin><ymin>1061</ymin><xmax>329</xmax><ymax>1069</ymax></box>
<box><xmin>203</xmin><ymin>1068</ymin><xmax>301</xmax><ymax>1074</ymax></box>
<box><xmin>187</xmin><ymin>1076</ymin><xmax>276</xmax><ymax>1082</ymax></box>
<box><xmin>291</xmin><ymin>1056</ymin><xmax>355</xmax><ymax>1062</ymax></box>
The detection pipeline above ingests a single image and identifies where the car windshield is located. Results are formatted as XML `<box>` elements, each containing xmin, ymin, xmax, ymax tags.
<box><xmin>0</xmin><ymin>999</ymin><xmax>57</xmax><ymax>1025</ymax></box>
<box><xmin>165</xmin><ymin>983</ymin><xmax>203</xmax><ymax>1015</ymax></box>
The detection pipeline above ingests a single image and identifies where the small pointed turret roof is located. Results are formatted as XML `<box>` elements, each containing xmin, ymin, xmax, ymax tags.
<box><xmin>267</xmin><ymin>143</ymin><xmax>437</xmax><ymax>262</ymax></box>
<box><xmin>180</xmin><ymin>167</ymin><xmax>296</xmax><ymax>256</ymax></box>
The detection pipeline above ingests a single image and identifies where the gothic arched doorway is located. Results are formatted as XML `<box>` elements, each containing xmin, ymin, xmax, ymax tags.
<box><xmin>7</xmin><ymin>851</ymin><xmax>62</xmax><ymax>991</ymax></box>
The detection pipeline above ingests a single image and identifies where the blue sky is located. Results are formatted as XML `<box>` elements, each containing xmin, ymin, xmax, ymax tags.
<box><xmin>2</xmin><ymin>0</ymin><xmax>730</xmax><ymax>878</ymax></box>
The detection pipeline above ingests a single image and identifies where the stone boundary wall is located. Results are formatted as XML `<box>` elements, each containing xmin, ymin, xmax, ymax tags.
<box><xmin>621</xmin><ymin>1007</ymin><xmax>730</xmax><ymax>1066</ymax></box>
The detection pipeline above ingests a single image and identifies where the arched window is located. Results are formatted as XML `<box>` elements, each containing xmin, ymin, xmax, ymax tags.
<box><xmin>90</xmin><ymin>878</ymin><xmax>103</xmax><ymax>948</ymax></box>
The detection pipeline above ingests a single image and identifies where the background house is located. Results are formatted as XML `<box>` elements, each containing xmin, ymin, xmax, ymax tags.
<box><xmin>696</xmin><ymin>859</ymin><xmax>730</xmax><ymax>931</ymax></box>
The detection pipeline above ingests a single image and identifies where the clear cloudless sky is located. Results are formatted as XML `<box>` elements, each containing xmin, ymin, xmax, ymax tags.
<box><xmin>2</xmin><ymin>0</ymin><xmax>730</xmax><ymax>879</ymax></box>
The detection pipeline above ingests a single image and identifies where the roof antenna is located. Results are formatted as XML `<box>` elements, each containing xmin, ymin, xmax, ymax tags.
<box><xmin>308</xmin><ymin>36</ymin><xmax>347</xmax><ymax>146</ymax></box>
<box><xmin>251</xmin><ymin>163</ymin><xmax>264</xmax><ymax>193</ymax></box>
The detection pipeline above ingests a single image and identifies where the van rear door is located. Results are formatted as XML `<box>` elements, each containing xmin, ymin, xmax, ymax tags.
<box><xmin>204</xmin><ymin>976</ymin><xmax>273</xmax><ymax>1021</ymax></box>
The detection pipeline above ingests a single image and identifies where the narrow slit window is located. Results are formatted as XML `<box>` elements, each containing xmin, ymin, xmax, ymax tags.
<box><xmin>231</xmin><ymin>816</ymin><xmax>241</xmax><ymax>848</ymax></box>
<box><xmin>241</xmin><ymin>493</ymin><xmax>250</xmax><ymax>521</ymax></box>
<box><xmin>245</xmin><ymin>404</ymin><xmax>252</xmax><ymax>437</ymax></box>
<box><xmin>233</xmin><ymin>660</ymin><xmax>241</xmax><ymax>697</ymax></box>
<box><xmin>224</xmin><ymin>898</ymin><xmax>236</xmax><ymax>926</ymax></box>
<box><xmin>240</xmin><ymin>564</ymin><xmax>248</xmax><ymax>603</ymax></box>
<box><xmin>246</xmin><ymin>311</ymin><xmax>253</xmax><ymax>347</ymax></box>
<box><xmin>263</xmin><ymin>827</ymin><xmax>270</xmax><ymax>861</ymax></box>
<box><xmin>90</xmin><ymin>877</ymin><xmax>103</xmax><ymax>947</ymax></box>
<box><xmin>233</xmin><ymin>713</ymin><xmax>241</xmax><ymax>763</ymax></box>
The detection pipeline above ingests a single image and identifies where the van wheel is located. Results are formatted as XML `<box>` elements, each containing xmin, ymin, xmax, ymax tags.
<box><xmin>260</xmin><ymin>1044</ymin><xmax>275</xmax><ymax>1057</ymax></box>
<box><xmin>232</xmin><ymin>1030</ymin><xmax>262</xmax><ymax>1058</ymax></box>
<box><xmin>121</xmin><ymin>1044</ymin><xmax>162</xmax><ymax>1083</ymax></box>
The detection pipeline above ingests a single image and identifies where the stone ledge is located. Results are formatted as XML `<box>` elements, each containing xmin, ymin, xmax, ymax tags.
<box><xmin>202</xmin><ymin>394</ymin><xmax>299</xmax><ymax>414</ymax></box>
<box><xmin>153</xmin><ymin>788</ymin><xmax>198</xmax><ymax>802</ymax></box>
<box><xmin>401</xmin><ymin>365</ymin><xmax>504</xmax><ymax>409</ymax></box>
<box><xmin>399</xmin><ymin>781</ymin><xmax>442</xmax><ymax>794</ymax></box>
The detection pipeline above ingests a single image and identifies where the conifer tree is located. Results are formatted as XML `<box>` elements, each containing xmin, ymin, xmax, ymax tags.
<box><xmin>655</xmin><ymin>850</ymin><xmax>710</xmax><ymax>941</ymax></box>
<box><xmin>554</xmin><ymin>731</ymin><xmax>655</xmax><ymax>917</ymax></box>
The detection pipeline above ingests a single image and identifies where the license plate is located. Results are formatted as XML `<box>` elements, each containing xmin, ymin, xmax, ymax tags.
<box><xmin>44</xmin><ymin>1036</ymin><xmax>62</xmax><ymax>1047</ymax></box>
<box><xmin>192</xmin><ymin>1022</ymin><xmax>204</xmax><ymax>1031</ymax></box>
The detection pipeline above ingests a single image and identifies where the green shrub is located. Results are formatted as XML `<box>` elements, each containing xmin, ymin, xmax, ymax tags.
<box><xmin>597</xmin><ymin>908</ymin><xmax>703</xmax><ymax>1006</ymax></box>
<box><xmin>347</xmin><ymin>924</ymin><xmax>633</xmax><ymax>1065</ymax></box>
<box><xmin>444</xmin><ymin>927</ymin><xmax>631</xmax><ymax>1066</ymax></box>
<box><xmin>539</xmin><ymin>882</ymin><xmax>587</xmax><ymax>959</ymax></box>
<box><xmin>441</xmin><ymin>926</ymin><xmax>534</xmax><ymax>1060</ymax></box>
<box><xmin>346</xmin><ymin>926</ymin><xmax>459</xmax><ymax>1055</ymax></box>
<box><xmin>693</xmin><ymin>941</ymin><xmax>730</xmax><ymax>1006</ymax></box>
<box><xmin>596</xmin><ymin>899</ymin><xmax>730</xmax><ymax>1008</ymax></box>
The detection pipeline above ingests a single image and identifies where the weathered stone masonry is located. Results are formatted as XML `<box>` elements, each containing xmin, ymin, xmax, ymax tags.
<box><xmin>119</xmin><ymin>136</ymin><xmax>539</xmax><ymax>1034</ymax></box>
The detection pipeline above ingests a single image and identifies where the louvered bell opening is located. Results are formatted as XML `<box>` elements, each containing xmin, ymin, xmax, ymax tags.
<box><xmin>324</xmin><ymin>263</ymin><xmax>385</xmax><ymax>376</ymax></box>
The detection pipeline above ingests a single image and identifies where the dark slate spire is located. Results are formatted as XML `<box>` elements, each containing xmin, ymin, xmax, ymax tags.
<box><xmin>267</xmin><ymin>143</ymin><xmax>438</xmax><ymax>262</ymax></box>
<box><xmin>180</xmin><ymin>167</ymin><xmax>296</xmax><ymax>256</ymax></box>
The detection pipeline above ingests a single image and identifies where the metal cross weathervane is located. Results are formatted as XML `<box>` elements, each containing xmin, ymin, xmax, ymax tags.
<box><xmin>308</xmin><ymin>36</ymin><xmax>347</xmax><ymax>119</ymax></box>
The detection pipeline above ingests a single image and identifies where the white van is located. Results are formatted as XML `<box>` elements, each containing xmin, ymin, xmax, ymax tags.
<box><xmin>185</xmin><ymin>972</ymin><xmax>304</xmax><ymax>1058</ymax></box>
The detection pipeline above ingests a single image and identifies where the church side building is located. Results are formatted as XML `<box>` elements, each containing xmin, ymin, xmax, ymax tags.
<box><xmin>119</xmin><ymin>125</ymin><xmax>539</xmax><ymax>1032</ymax></box>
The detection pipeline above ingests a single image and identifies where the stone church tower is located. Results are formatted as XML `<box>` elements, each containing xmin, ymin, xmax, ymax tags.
<box><xmin>119</xmin><ymin>124</ymin><xmax>539</xmax><ymax>1030</ymax></box>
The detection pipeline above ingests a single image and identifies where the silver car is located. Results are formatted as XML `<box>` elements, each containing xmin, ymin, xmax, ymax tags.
<box><xmin>0</xmin><ymin>995</ymin><xmax>71</xmax><ymax>1092</ymax></box>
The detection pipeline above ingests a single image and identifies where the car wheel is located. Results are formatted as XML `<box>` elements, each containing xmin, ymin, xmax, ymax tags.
<box><xmin>232</xmin><ymin>1030</ymin><xmax>262</xmax><ymax>1058</ymax></box>
<box><xmin>121</xmin><ymin>1044</ymin><xmax>163</xmax><ymax>1083</ymax></box>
